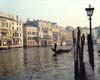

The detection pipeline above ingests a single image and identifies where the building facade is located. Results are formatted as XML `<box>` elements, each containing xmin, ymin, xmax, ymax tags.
<box><xmin>36</xmin><ymin>20</ymin><xmax>53</xmax><ymax>46</ymax></box>
<box><xmin>51</xmin><ymin>23</ymin><xmax>60</xmax><ymax>45</ymax></box>
<box><xmin>23</xmin><ymin>23</ymin><xmax>38</xmax><ymax>47</ymax></box>
<box><xmin>59</xmin><ymin>27</ymin><xmax>73</xmax><ymax>45</ymax></box>
<box><xmin>81</xmin><ymin>27</ymin><xmax>97</xmax><ymax>44</ymax></box>
<box><xmin>12</xmin><ymin>17</ymin><xmax>23</xmax><ymax>47</ymax></box>
<box><xmin>32</xmin><ymin>20</ymin><xmax>59</xmax><ymax>46</ymax></box>
<box><xmin>0</xmin><ymin>12</ymin><xmax>23</xmax><ymax>49</ymax></box>
<box><xmin>24</xmin><ymin>20</ymin><xmax>60</xmax><ymax>47</ymax></box>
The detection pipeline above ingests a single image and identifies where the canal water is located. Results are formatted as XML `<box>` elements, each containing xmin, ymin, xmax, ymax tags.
<box><xmin>0</xmin><ymin>45</ymin><xmax>100</xmax><ymax>80</ymax></box>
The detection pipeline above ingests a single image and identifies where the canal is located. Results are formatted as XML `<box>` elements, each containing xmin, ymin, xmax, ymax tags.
<box><xmin>0</xmin><ymin>45</ymin><xmax>100</xmax><ymax>80</ymax></box>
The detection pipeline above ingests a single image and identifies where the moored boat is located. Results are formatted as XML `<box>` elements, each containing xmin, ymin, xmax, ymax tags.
<box><xmin>51</xmin><ymin>48</ymin><xmax>72</xmax><ymax>54</ymax></box>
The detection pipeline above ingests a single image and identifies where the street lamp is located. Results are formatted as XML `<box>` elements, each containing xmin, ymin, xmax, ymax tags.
<box><xmin>85</xmin><ymin>4</ymin><xmax>94</xmax><ymax>71</ymax></box>
<box><xmin>85</xmin><ymin>4</ymin><xmax>94</xmax><ymax>36</ymax></box>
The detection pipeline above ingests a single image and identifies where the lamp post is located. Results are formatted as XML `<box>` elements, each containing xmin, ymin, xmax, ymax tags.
<box><xmin>85</xmin><ymin>4</ymin><xmax>94</xmax><ymax>36</ymax></box>
<box><xmin>85</xmin><ymin>4</ymin><xmax>94</xmax><ymax>71</ymax></box>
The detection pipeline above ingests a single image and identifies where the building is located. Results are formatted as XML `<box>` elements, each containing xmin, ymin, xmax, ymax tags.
<box><xmin>59</xmin><ymin>27</ymin><xmax>73</xmax><ymax>45</ymax></box>
<box><xmin>0</xmin><ymin>12</ymin><xmax>23</xmax><ymax>49</ymax></box>
<box><xmin>51</xmin><ymin>23</ymin><xmax>60</xmax><ymax>45</ymax></box>
<box><xmin>23</xmin><ymin>22</ymin><xmax>38</xmax><ymax>47</ymax></box>
<box><xmin>74</xmin><ymin>27</ymin><xmax>97</xmax><ymax>44</ymax></box>
<box><xmin>24</xmin><ymin>19</ymin><xmax>60</xmax><ymax>47</ymax></box>
<box><xmin>81</xmin><ymin>27</ymin><xmax>97</xmax><ymax>44</ymax></box>
<box><xmin>12</xmin><ymin>16</ymin><xmax>23</xmax><ymax>47</ymax></box>
<box><xmin>94</xmin><ymin>26</ymin><xmax>100</xmax><ymax>44</ymax></box>
<box><xmin>33</xmin><ymin>20</ymin><xmax>56</xmax><ymax>46</ymax></box>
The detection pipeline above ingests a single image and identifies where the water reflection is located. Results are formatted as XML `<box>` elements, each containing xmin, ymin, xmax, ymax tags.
<box><xmin>23</xmin><ymin>46</ymin><xmax>74</xmax><ymax>80</ymax></box>
<box><xmin>0</xmin><ymin>45</ymin><xmax>100</xmax><ymax>80</ymax></box>
<box><xmin>0</xmin><ymin>48</ymin><xmax>24</xmax><ymax>80</ymax></box>
<box><xmin>0</xmin><ymin>46</ymin><xmax>74</xmax><ymax>80</ymax></box>
<box><xmin>23</xmin><ymin>47</ymin><xmax>53</xmax><ymax>72</ymax></box>
<box><xmin>52</xmin><ymin>53</ymin><xmax>58</xmax><ymax>62</ymax></box>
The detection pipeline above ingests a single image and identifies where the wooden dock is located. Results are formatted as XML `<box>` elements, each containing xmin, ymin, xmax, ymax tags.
<box><xmin>73</xmin><ymin>27</ymin><xmax>94</xmax><ymax>80</ymax></box>
<box><xmin>84</xmin><ymin>62</ymin><xmax>94</xmax><ymax>80</ymax></box>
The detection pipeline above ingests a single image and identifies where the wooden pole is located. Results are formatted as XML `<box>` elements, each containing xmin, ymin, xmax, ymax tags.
<box><xmin>79</xmin><ymin>34</ymin><xmax>85</xmax><ymax>80</ymax></box>
<box><xmin>73</xmin><ymin>30</ymin><xmax>76</xmax><ymax>80</ymax></box>
<box><xmin>74</xmin><ymin>27</ymin><xmax>80</xmax><ymax>80</ymax></box>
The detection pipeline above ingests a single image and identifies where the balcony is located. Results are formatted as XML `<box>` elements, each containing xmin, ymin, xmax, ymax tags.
<box><xmin>0</xmin><ymin>26</ymin><xmax>9</xmax><ymax>30</ymax></box>
<box><xmin>1</xmin><ymin>35</ymin><xmax>8</xmax><ymax>39</ymax></box>
<box><xmin>1</xmin><ymin>35</ymin><xmax>7</xmax><ymax>37</ymax></box>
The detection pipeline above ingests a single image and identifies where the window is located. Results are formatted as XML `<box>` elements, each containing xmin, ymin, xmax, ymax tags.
<box><xmin>20</xmin><ymin>39</ymin><xmax>22</xmax><ymax>42</ymax></box>
<box><xmin>12</xmin><ymin>27</ymin><xmax>14</xmax><ymax>30</ymax></box>
<box><xmin>12</xmin><ymin>22</ymin><xmax>14</xmax><ymax>25</ymax></box>
<box><xmin>43</xmin><ymin>35</ymin><xmax>50</xmax><ymax>39</ymax></box>
<box><xmin>17</xmin><ymin>22</ymin><xmax>18</xmax><ymax>25</ymax></box>
<box><xmin>33</xmin><ymin>37</ymin><xmax>37</xmax><ymax>41</ymax></box>
<box><xmin>9</xmin><ymin>23</ymin><xmax>11</xmax><ymax>27</ymax></box>
<box><xmin>17</xmin><ymin>27</ymin><xmax>18</xmax><ymax>30</ymax></box>
<box><xmin>19</xmin><ymin>22</ymin><xmax>21</xmax><ymax>25</ymax></box>
<box><xmin>30</xmin><ymin>32</ymin><xmax>31</xmax><ymax>35</ymax></box>
<box><xmin>13</xmin><ymin>33</ymin><xmax>14</xmax><ymax>36</ymax></box>
<box><xmin>53</xmin><ymin>32</ymin><xmax>59</xmax><ymax>38</ymax></box>
<box><xmin>32</xmin><ymin>32</ymin><xmax>36</xmax><ymax>35</ymax></box>
<box><xmin>15</xmin><ymin>32</ymin><xmax>19</xmax><ymax>37</ymax></box>
<box><xmin>6</xmin><ymin>23</ymin><xmax>8</xmax><ymax>27</ymax></box>
<box><xmin>27</xmin><ymin>32</ymin><xmax>30</xmax><ymax>35</ymax></box>
<box><xmin>1</xmin><ymin>23</ymin><xmax>5</xmax><ymax>27</ymax></box>
<box><xmin>20</xmin><ymin>28</ymin><xmax>21</xmax><ymax>31</ymax></box>
<box><xmin>28</xmin><ymin>37</ymin><xmax>30</xmax><ymax>40</ymax></box>
<box><xmin>20</xmin><ymin>33</ymin><xmax>21</xmax><ymax>37</ymax></box>
<box><xmin>1</xmin><ymin>32</ymin><xmax>7</xmax><ymax>37</ymax></box>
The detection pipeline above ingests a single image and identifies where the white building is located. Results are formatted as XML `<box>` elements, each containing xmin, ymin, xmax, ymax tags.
<box><xmin>81</xmin><ymin>27</ymin><xmax>97</xmax><ymax>44</ymax></box>
<box><xmin>0</xmin><ymin>12</ymin><xmax>23</xmax><ymax>49</ymax></box>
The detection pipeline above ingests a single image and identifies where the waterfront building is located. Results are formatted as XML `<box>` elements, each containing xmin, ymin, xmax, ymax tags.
<box><xmin>24</xmin><ymin>19</ymin><xmax>61</xmax><ymax>47</ymax></box>
<box><xmin>95</xmin><ymin>26</ymin><xmax>100</xmax><ymax>44</ymax></box>
<box><xmin>51</xmin><ymin>23</ymin><xmax>60</xmax><ymax>45</ymax></box>
<box><xmin>23</xmin><ymin>22</ymin><xmax>38</xmax><ymax>47</ymax></box>
<box><xmin>79</xmin><ymin>27</ymin><xmax>97</xmax><ymax>44</ymax></box>
<box><xmin>66</xmin><ymin>26</ymin><xmax>74</xmax><ymax>31</ymax></box>
<box><xmin>0</xmin><ymin>12</ymin><xmax>23</xmax><ymax>49</ymax></box>
<box><xmin>32</xmin><ymin>20</ymin><xmax>57</xmax><ymax>46</ymax></box>
<box><xmin>12</xmin><ymin>16</ymin><xmax>23</xmax><ymax>47</ymax></box>
<box><xmin>59</xmin><ymin>27</ymin><xmax>73</xmax><ymax>45</ymax></box>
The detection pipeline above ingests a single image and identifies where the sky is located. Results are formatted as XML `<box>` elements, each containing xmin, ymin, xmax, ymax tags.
<box><xmin>0</xmin><ymin>0</ymin><xmax>99</xmax><ymax>28</ymax></box>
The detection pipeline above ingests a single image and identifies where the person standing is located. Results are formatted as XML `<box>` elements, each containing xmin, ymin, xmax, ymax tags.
<box><xmin>54</xmin><ymin>43</ymin><xmax>57</xmax><ymax>50</ymax></box>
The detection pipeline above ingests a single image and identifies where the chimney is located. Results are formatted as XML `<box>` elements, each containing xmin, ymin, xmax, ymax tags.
<box><xmin>16</xmin><ymin>15</ymin><xmax>19</xmax><ymax>21</ymax></box>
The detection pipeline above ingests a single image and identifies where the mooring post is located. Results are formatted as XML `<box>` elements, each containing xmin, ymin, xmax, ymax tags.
<box><xmin>73</xmin><ymin>30</ymin><xmax>76</xmax><ymax>80</ymax></box>
<box><xmin>87</xmin><ymin>34</ymin><xmax>94</xmax><ymax>71</ymax></box>
<box><xmin>79</xmin><ymin>34</ymin><xmax>85</xmax><ymax>80</ymax></box>
<box><xmin>74</xmin><ymin>27</ymin><xmax>81</xmax><ymax>80</ymax></box>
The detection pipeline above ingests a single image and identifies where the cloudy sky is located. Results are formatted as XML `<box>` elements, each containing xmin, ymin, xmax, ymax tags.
<box><xmin>0</xmin><ymin>0</ymin><xmax>99</xmax><ymax>27</ymax></box>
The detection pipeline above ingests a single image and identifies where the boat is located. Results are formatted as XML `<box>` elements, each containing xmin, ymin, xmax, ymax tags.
<box><xmin>51</xmin><ymin>48</ymin><xmax>72</xmax><ymax>54</ymax></box>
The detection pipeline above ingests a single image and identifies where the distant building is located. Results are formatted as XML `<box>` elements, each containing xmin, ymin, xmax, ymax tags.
<box><xmin>12</xmin><ymin>16</ymin><xmax>23</xmax><ymax>47</ymax></box>
<box><xmin>33</xmin><ymin>20</ymin><xmax>53</xmax><ymax>46</ymax></box>
<box><xmin>23</xmin><ymin>19</ymin><xmax>76</xmax><ymax>47</ymax></box>
<box><xmin>78</xmin><ymin>27</ymin><xmax>97</xmax><ymax>44</ymax></box>
<box><xmin>66</xmin><ymin>26</ymin><xmax>74</xmax><ymax>31</ymax></box>
<box><xmin>51</xmin><ymin>23</ymin><xmax>60</xmax><ymax>45</ymax></box>
<box><xmin>95</xmin><ymin>26</ymin><xmax>100</xmax><ymax>44</ymax></box>
<box><xmin>23</xmin><ymin>23</ymin><xmax>38</xmax><ymax>47</ymax></box>
<box><xmin>59</xmin><ymin>27</ymin><xmax>73</xmax><ymax>45</ymax></box>
<box><xmin>0</xmin><ymin>12</ymin><xmax>23</xmax><ymax>49</ymax></box>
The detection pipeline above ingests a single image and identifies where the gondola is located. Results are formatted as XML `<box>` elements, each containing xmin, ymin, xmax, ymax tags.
<box><xmin>51</xmin><ymin>48</ymin><xmax>72</xmax><ymax>54</ymax></box>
